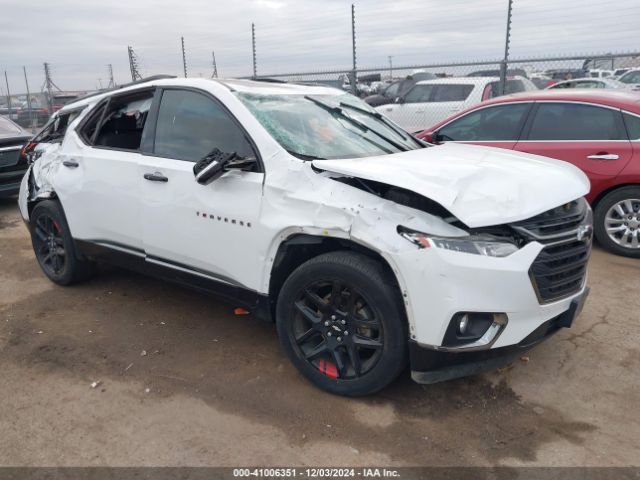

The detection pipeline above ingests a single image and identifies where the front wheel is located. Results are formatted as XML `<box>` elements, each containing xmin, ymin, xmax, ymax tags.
<box><xmin>594</xmin><ymin>187</ymin><xmax>640</xmax><ymax>258</ymax></box>
<box><xmin>276</xmin><ymin>251</ymin><xmax>407</xmax><ymax>396</ymax></box>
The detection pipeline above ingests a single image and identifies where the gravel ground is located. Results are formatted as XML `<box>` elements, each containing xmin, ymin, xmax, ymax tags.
<box><xmin>0</xmin><ymin>196</ymin><xmax>638</xmax><ymax>467</ymax></box>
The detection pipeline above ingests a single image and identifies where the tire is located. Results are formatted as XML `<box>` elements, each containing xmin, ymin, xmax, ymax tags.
<box><xmin>276</xmin><ymin>251</ymin><xmax>408</xmax><ymax>396</ymax></box>
<box><xmin>30</xmin><ymin>200</ymin><xmax>95</xmax><ymax>285</ymax></box>
<box><xmin>594</xmin><ymin>186</ymin><xmax>640</xmax><ymax>258</ymax></box>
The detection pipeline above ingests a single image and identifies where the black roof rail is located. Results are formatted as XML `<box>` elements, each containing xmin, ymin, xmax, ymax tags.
<box><xmin>252</xmin><ymin>77</ymin><xmax>288</xmax><ymax>83</ymax></box>
<box><xmin>68</xmin><ymin>75</ymin><xmax>178</xmax><ymax>105</ymax></box>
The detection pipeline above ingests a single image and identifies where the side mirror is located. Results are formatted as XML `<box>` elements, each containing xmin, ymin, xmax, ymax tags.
<box><xmin>193</xmin><ymin>148</ymin><xmax>257</xmax><ymax>185</ymax></box>
<box><xmin>420</xmin><ymin>131</ymin><xmax>434</xmax><ymax>143</ymax></box>
<box><xmin>394</xmin><ymin>96</ymin><xmax>404</xmax><ymax>104</ymax></box>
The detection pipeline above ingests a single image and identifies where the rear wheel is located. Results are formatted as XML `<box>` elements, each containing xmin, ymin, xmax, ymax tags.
<box><xmin>30</xmin><ymin>200</ymin><xmax>95</xmax><ymax>285</ymax></box>
<box><xmin>594</xmin><ymin>187</ymin><xmax>640</xmax><ymax>258</ymax></box>
<box><xmin>276</xmin><ymin>251</ymin><xmax>407</xmax><ymax>396</ymax></box>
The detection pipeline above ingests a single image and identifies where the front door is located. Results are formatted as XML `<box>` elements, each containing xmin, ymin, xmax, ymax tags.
<box><xmin>138</xmin><ymin>88</ymin><xmax>265</xmax><ymax>291</ymax></box>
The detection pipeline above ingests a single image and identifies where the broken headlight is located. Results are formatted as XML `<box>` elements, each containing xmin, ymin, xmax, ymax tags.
<box><xmin>398</xmin><ymin>227</ymin><xmax>518</xmax><ymax>257</ymax></box>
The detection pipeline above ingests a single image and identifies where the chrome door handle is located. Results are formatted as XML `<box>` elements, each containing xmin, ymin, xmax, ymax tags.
<box><xmin>587</xmin><ymin>154</ymin><xmax>619</xmax><ymax>160</ymax></box>
<box><xmin>62</xmin><ymin>160</ymin><xmax>79</xmax><ymax>168</ymax></box>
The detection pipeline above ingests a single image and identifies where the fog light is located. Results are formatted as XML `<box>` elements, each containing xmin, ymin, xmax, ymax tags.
<box><xmin>442</xmin><ymin>312</ymin><xmax>508</xmax><ymax>350</ymax></box>
<box><xmin>457</xmin><ymin>314</ymin><xmax>469</xmax><ymax>335</ymax></box>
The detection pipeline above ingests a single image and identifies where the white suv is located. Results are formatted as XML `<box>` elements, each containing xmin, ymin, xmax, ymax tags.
<box><xmin>19</xmin><ymin>76</ymin><xmax>592</xmax><ymax>396</ymax></box>
<box><xmin>377</xmin><ymin>76</ymin><xmax>537</xmax><ymax>133</ymax></box>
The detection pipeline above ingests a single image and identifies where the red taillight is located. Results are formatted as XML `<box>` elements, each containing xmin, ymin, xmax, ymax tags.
<box><xmin>19</xmin><ymin>141</ymin><xmax>38</xmax><ymax>161</ymax></box>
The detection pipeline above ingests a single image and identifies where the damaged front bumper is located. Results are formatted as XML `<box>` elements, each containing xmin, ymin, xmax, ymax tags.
<box><xmin>410</xmin><ymin>287</ymin><xmax>589</xmax><ymax>384</ymax></box>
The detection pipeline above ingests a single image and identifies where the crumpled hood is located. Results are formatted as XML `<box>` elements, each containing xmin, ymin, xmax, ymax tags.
<box><xmin>312</xmin><ymin>143</ymin><xmax>590</xmax><ymax>227</ymax></box>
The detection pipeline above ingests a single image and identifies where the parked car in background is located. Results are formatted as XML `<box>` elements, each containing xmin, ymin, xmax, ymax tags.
<box><xmin>377</xmin><ymin>76</ymin><xmax>537</xmax><ymax>132</ymax></box>
<box><xmin>547</xmin><ymin>78</ymin><xmax>627</xmax><ymax>90</ymax></box>
<box><xmin>0</xmin><ymin>116</ymin><xmax>31</xmax><ymax>196</ymax></box>
<box><xmin>617</xmin><ymin>69</ymin><xmax>640</xmax><ymax>90</ymax></box>
<box><xmin>467</xmin><ymin>68</ymin><xmax>528</xmax><ymax>78</ymax></box>
<box><xmin>19</xmin><ymin>77</ymin><xmax>592</xmax><ymax>396</ymax></box>
<box><xmin>364</xmin><ymin>72</ymin><xmax>437</xmax><ymax>107</ymax></box>
<box><xmin>588</xmin><ymin>69</ymin><xmax>614</xmax><ymax>78</ymax></box>
<box><xmin>613</xmin><ymin>68</ymin><xmax>631</xmax><ymax>78</ymax></box>
<box><xmin>545</xmin><ymin>69</ymin><xmax>588</xmax><ymax>81</ymax></box>
<box><xmin>417</xmin><ymin>90</ymin><xmax>640</xmax><ymax>257</ymax></box>
<box><xmin>529</xmin><ymin>73</ymin><xmax>554</xmax><ymax>89</ymax></box>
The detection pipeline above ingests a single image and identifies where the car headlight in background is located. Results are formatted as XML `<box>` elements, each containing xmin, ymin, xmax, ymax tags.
<box><xmin>398</xmin><ymin>227</ymin><xmax>518</xmax><ymax>257</ymax></box>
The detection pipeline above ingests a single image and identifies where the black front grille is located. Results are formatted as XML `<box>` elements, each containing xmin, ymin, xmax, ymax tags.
<box><xmin>530</xmin><ymin>239</ymin><xmax>590</xmax><ymax>302</ymax></box>
<box><xmin>513</xmin><ymin>199</ymin><xmax>592</xmax><ymax>304</ymax></box>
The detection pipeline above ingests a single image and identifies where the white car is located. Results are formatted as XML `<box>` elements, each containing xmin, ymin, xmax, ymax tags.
<box><xmin>376</xmin><ymin>76</ymin><xmax>537</xmax><ymax>133</ymax></box>
<box><xmin>546</xmin><ymin>78</ymin><xmax>627</xmax><ymax>90</ymax></box>
<box><xmin>617</xmin><ymin>69</ymin><xmax>640</xmax><ymax>90</ymax></box>
<box><xmin>19</xmin><ymin>76</ymin><xmax>592</xmax><ymax>396</ymax></box>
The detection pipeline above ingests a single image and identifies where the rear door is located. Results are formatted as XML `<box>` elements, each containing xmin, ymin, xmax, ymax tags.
<box><xmin>53</xmin><ymin>89</ymin><xmax>155</xmax><ymax>250</ymax></box>
<box><xmin>514</xmin><ymin>102</ymin><xmax>633</xmax><ymax>180</ymax></box>
<box><xmin>138</xmin><ymin>87</ymin><xmax>265</xmax><ymax>290</ymax></box>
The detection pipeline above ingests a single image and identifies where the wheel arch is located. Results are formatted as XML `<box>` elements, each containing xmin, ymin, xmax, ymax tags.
<box><xmin>267</xmin><ymin>233</ymin><xmax>410</xmax><ymax>323</ymax></box>
<box><xmin>591</xmin><ymin>183</ymin><xmax>640</xmax><ymax>210</ymax></box>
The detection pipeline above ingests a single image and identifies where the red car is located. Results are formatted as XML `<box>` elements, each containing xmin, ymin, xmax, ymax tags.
<box><xmin>417</xmin><ymin>90</ymin><xmax>640</xmax><ymax>258</ymax></box>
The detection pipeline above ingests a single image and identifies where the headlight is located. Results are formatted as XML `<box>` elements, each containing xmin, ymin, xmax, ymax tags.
<box><xmin>398</xmin><ymin>228</ymin><xmax>518</xmax><ymax>257</ymax></box>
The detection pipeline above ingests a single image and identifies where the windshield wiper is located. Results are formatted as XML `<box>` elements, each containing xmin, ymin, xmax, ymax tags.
<box><xmin>338</xmin><ymin>101</ymin><xmax>418</xmax><ymax>145</ymax></box>
<box><xmin>304</xmin><ymin>95</ymin><xmax>408</xmax><ymax>153</ymax></box>
<box><xmin>285</xmin><ymin>149</ymin><xmax>326</xmax><ymax>161</ymax></box>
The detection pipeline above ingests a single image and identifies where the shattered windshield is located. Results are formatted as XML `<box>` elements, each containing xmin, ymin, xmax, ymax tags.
<box><xmin>235</xmin><ymin>92</ymin><xmax>424</xmax><ymax>160</ymax></box>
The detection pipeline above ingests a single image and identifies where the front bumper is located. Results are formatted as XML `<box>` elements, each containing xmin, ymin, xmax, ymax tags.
<box><xmin>410</xmin><ymin>287</ymin><xmax>589</xmax><ymax>383</ymax></box>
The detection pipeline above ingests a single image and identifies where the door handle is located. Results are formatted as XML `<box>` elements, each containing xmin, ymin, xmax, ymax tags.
<box><xmin>587</xmin><ymin>153</ymin><xmax>619</xmax><ymax>160</ymax></box>
<box><xmin>62</xmin><ymin>160</ymin><xmax>79</xmax><ymax>168</ymax></box>
<box><xmin>143</xmin><ymin>172</ymin><xmax>168</xmax><ymax>182</ymax></box>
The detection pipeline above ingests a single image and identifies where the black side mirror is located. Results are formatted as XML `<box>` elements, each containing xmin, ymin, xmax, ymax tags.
<box><xmin>394</xmin><ymin>96</ymin><xmax>404</xmax><ymax>104</ymax></box>
<box><xmin>193</xmin><ymin>148</ymin><xmax>257</xmax><ymax>185</ymax></box>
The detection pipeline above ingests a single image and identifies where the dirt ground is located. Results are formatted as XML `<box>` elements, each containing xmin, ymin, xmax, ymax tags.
<box><xmin>0</xmin><ymin>196</ymin><xmax>639</xmax><ymax>467</ymax></box>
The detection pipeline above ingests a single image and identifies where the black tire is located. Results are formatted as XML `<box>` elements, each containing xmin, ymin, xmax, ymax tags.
<box><xmin>276</xmin><ymin>251</ymin><xmax>408</xmax><ymax>396</ymax></box>
<box><xmin>594</xmin><ymin>186</ymin><xmax>640</xmax><ymax>258</ymax></box>
<box><xmin>30</xmin><ymin>200</ymin><xmax>95</xmax><ymax>285</ymax></box>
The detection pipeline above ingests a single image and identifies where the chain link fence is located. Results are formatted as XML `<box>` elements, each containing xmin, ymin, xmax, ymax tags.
<box><xmin>244</xmin><ymin>52</ymin><xmax>640</xmax><ymax>133</ymax></box>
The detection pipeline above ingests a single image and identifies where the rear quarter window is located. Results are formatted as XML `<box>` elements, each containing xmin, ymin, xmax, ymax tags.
<box><xmin>623</xmin><ymin>113</ymin><xmax>640</xmax><ymax>140</ymax></box>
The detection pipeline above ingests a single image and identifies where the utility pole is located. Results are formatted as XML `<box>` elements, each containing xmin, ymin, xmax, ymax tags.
<box><xmin>107</xmin><ymin>64</ymin><xmax>115</xmax><ymax>88</ymax></box>
<box><xmin>388</xmin><ymin>55</ymin><xmax>393</xmax><ymax>80</ymax></box>
<box><xmin>127</xmin><ymin>46</ymin><xmax>142</xmax><ymax>81</ymax></box>
<box><xmin>43</xmin><ymin>62</ymin><xmax>53</xmax><ymax>114</ymax></box>
<box><xmin>251</xmin><ymin>23</ymin><xmax>257</xmax><ymax>78</ymax></box>
<box><xmin>499</xmin><ymin>0</ymin><xmax>514</xmax><ymax>95</ymax></box>
<box><xmin>211</xmin><ymin>51</ymin><xmax>218</xmax><ymax>78</ymax></box>
<box><xmin>3</xmin><ymin>71</ymin><xmax>11</xmax><ymax>116</ymax></box>
<box><xmin>350</xmin><ymin>4</ymin><xmax>357</xmax><ymax>95</ymax></box>
<box><xmin>23</xmin><ymin>66</ymin><xmax>32</xmax><ymax>125</ymax></box>
<box><xmin>181</xmin><ymin>36</ymin><xmax>188</xmax><ymax>78</ymax></box>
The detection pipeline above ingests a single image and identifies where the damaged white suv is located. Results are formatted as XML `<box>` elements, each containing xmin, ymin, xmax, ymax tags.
<box><xmin>19</xmin><ymin>76</ymin><xmax>592</xmax><ymax>396</ymax></box>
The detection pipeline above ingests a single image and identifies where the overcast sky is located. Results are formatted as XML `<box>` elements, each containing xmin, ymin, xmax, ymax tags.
<box><xmin>1</xmin><ymin>0</ymin><xmax>639</xmax><ymax>93</ymax></box>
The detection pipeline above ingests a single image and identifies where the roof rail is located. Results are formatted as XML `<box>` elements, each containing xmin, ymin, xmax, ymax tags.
<box><xmin>70</xmin><ymin>75</ymin><xmax>178</xmax><ymax>104</ymax></box>
<box><xmin>252</xmin><ymin>77</ymin><xmax>288</xmax><ymax>83</ymax></box>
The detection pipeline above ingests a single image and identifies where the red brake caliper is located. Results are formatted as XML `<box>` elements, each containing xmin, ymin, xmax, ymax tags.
<box><xmin>318</xmin><ymin>359</ymin><xmax>338</xmax><ymax>379</ymax></box>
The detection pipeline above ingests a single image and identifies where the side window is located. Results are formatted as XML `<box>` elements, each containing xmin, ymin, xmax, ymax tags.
<box><xmin>438</xmin><ymin>104</ymin><xmax>530</xmax><ymax>141</ymax></box>
<box><xmin>623</xmin><ymin>112</ymin><xmax>640</xmax><ymax>140</ymax></box>
<box><xmin>404</xmin><ymin>85</ymin><xmax>434</xmax><ymax>103</ymax></box>
<box><xmin>153</xmin><ymin>89</ymin><xmax>256</xmax><ymax>162</ymax></box>
<box><xmin>384</xmin><ymin>82</ymin><xmax>400</xmax><ymax>98</ymax></box>
<box><xmin>431</xmin><ymin>84</ymin><xmax>473</xmax><ymax>102</ymax></box>
<box><xmin>84</xmin><ymin>91</ymin><xmax>154</xmax><ymax>150</ymax></box>
<box><xmin>527</xmin><ymin>103</ymin><xmax>626</xmax><ymax>140</ymax></box>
